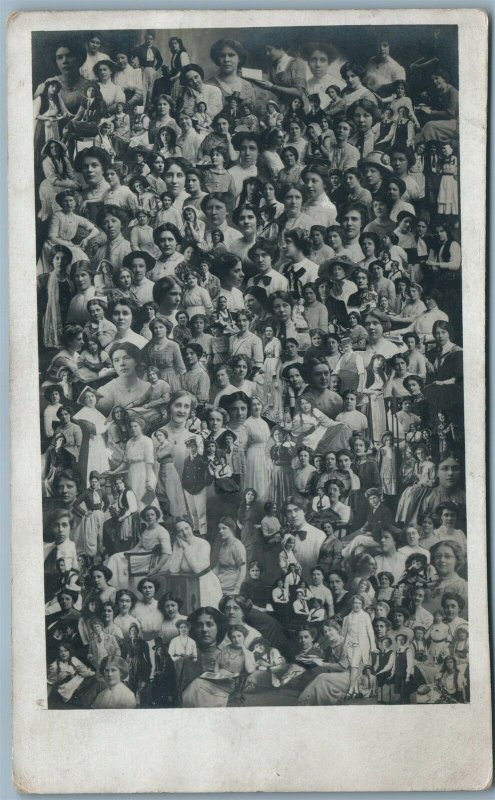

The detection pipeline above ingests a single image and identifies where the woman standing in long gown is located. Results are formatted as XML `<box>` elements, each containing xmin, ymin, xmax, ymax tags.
<box><xmin>152</xmin><ymin>428</ymin><xmax>188</xmax><ymax>518</ymax></box>
<box><xmin>73</xmin><ymin>386</ymin><xmax>110</xmax><ymax>485</ymax></box>
<box><xmin>120</xmin><ymin>417</ymin><xmax>159</xmax><ymax>512</ymax></box>
<box><xmin>243</xmin><ymin>396</ymin><xmax>272</xmax><ymax>504</ymax></box>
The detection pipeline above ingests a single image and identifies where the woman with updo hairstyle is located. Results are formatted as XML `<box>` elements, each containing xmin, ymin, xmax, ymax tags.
<box><xmin>207</xmin><ymin>37</ymin><xmax>257</xmax><ymax>107</ymax></box>
<box><xmin>340</xmin><ymin>62</ymin><xmax>377</xmax><ymax>107</ymax></box>
<box><xmin>152</xmin><ymin>275</ymin><xmax>182</xmax><ymax>322</ymax></box>
<box><xmin>93</xmin><ymin>654</ymin><xmax>137</xmax><ymax>708</ymax></box>
<box><xmin>163</xmin><ymin>516</ymin><xmax>223</xmax><ymax>606</ymax></box>
<box><xmin>161</xmin><ymin>390</ymin><xmax>198</xmax><ymax>476</ymax></box>
<box><xmin>142</xmin><ymin>313</ymin><xmax>185</xmax><ymax>391</ymax></box>
<box><xmin>423</xmin><ymin>320</ymin><xmax>463</xmax><ymax>424</ymax></box>
<box><xmin>113</xmin><ymin>589</ymin><xmax>141</xmax><ymax>640</ymax></box>
<box><xmin>267</xmin><ymin>290</ymin><xmax>303</xmax><ymax>345</ymax></box>
<box><xmin>95</xmin><ymin>205</ymin><xmax>131</xmax><ymax>276</ymax></box>
<box><xmin>158</xmin><ymin>591</ymin><xmax>187</xmax><ymax>646</ymax></box>
<box><xmin>278</xmin><ymin>183</ymin><xmax>314</xmax><ymax>236</ymax></box>
<box><xmin>219</xmin><ymin>390</ymin><xmax>251</xmax><ymax>452</ymax></box>
<box><xmin>427</xmin><ymin>539</ymin><xmax>468</xmax><ymax>618</ymax></box>
<box><xmin>160</xmin><ymin>156</ymin><xmax>190</xmax><ymax>210</ymax></box>
<box><xmin>168</xmin><ymin>37</ymin><xmax>191</xmax><ymax>100</ymax></box>
<box><xmin>151</xmin><ymin>222</ymin><xmax>185</xmax><ymax>282</ymax></box>
<box><xmin>97</xmin><ymin>341</ymin><xmax>151</xmax><ymax>417</ymax></box>
<box><xmin>197</xmin><ymin>111</ymin><xmax>237</xmax><ymax>164</ymax></box>
<box><xmin>210</xmin><ymin>252</ymin><xmax>245</xmax><ymax>312</ymax></box>
<box><xmin>179</xmin><ymin>606</ymin><xmax>228</xmax><ymax>703</ymax></box>
<box><xmin>106</xmin><ymin>296</ymin><xmax>148</xmax><ymax>351</ymax></box>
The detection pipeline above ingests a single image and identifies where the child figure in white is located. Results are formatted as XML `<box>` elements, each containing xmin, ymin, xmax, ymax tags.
<box><xmin>168</xmin><ymin>620</ymin><xmax>198</xmax><ymax>662</ymax></box>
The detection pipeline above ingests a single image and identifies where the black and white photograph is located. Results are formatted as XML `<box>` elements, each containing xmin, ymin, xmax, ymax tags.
<box><xmin>31</xmin><ymin>21</ymin><xmax>471</xmax><ymax>711</ymax></box>
<box><xmin>7</xmin><ymin>6</ymin><xmax>492</xmax><ymax>793</ymax></box>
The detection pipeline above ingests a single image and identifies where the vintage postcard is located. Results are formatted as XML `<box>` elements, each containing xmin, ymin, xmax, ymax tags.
<box><xmin>8</xmin><ymin>7</ymin><xmax>491</xmax><ymax>793</ymax></box>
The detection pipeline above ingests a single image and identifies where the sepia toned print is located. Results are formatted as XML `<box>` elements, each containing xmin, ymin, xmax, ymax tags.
<box><xmin>34</xmin><ymin>23</ymin><xmax>469</xmax><ymax>711</ymax></box>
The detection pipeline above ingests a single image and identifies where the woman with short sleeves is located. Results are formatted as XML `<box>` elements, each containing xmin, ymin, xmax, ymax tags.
<box><xmin>206</xmin><ymin>38</ymin><xmax>257</xmax><ymax>107</ymax></box>
<box><xmin>212</xmin><ymin>517</ymin><xmax>247</xmax><ymax>596</ymax></box>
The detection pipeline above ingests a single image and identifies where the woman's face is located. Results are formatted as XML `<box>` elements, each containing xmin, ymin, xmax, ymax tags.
<box><xmin>194</xmin><ymin>612</ymin><xmax>218</xmax><ymax>647</ymax></box>
<box><xmin>156</xmin><ymin>230</ymin><xmax>178</xmax><ymax>257</ymax></box>
<box><xmin>237</xmin><ymin>209</ymin><xmax>257</xmax><ymax>236</ymax></box>
<box><xmin>164</xmin><ymin>164</ymin><xmax>186</xmax><ymax>196</ymax></box>
<box><xmin>81</xmin><ymin>156</ymin><xmax>104</xmax><ymax>186</ymax></box>
<box><xmin>217</xmin><ymin>44</ymin><xmax>239</xmax><ymax>75</ymax></box>
<box><xmin>443</xmin><ymin>598</ymin><xmax>460</xmax><ymax>621</ymax></box>
<box><xmin>140</xmin><ymin>580</ymin><xmax>156</xmax><ymax>600</ymax></box>
<box><xmin>236</xmin><ymin>313</ymin><xmax>250</xmax><ymax>333</ymax></box>
<box><xmin>283</xmin><ymin>149</ymin><xmax>297</xmax><ymax>168</ymax></box>
<box><xmin>56</xmin><ymin>477</ymin><xmax>78</xmax><ymax>504</ymax></box>
<box><xmin>218</xmin><ymin>521</ymin><xmax>234</xmax><ymax>541</ymax></box>
<box><xmin>214</xmin><ymin>117</ymin><xmax>230</xmax><ymax>135</ymax></box>
<box><xmin>288</xmin><ymin>121</ymin><xmax>302</xmax><ymax>140</ymax></box>
<box><xmin>58</xmin><ymin>644</ymin><xmax>70</xmax><ymax>662</ymax></box>
<box><xmin>308</xmin><ymin>48</ymin><xmax>329</xmax><ymax>79</ymax></box>
<box><xmin>327</xmin><ymin>230</ymin><xmax>342</xmax><ymax>250</ymax></box>
<box><xmin>117</xmin><ymin>269</ymin><xmax>132</xmax><ymax>290</ymax></box>
<box><xmin>433</xmin><ymin>544</ymin><xmax>457</xmax><ymax>577</ymax></box>
<box><xmin>112</xmin><ymin>349</ymin><xmax>137</xmax><ymax>378</ymax></box>
<box><xmin>250</xmin><ymin>397</ymin><xmax>262</xmax><ymax>417</ymax></box>
<box><xmin>92</xmin><ymin>570</ymin><xmax>107</xmax><ymax>589</ymax></box>
<box><xmin>185</xmin><ymin>69</ymin><xmax>203</xmax><ymax>91</ymax></box>
<box><xmin>437</xmin><ymin>456</ymin><xmax>461</xmax><ymax>489</ymax></box>
<box><xmin>272</xmin><ymin>297</ymin><xmax>292</xmax><ymax>322</ymax></box>
<box><xmin>55</xmin><ymin>46</ymin><xmax>79</xmax><ymax>74</ymax></box>
<box><xmin>361</xmin><ymin>237</ymin><xmax>376</xmax><ymax>257</ymax></box>
<box><xmin>328</xmin><ymin>573</ymin><xmax>344</xmax><ymax>595</ymax></box>
<box><xmin>96</xmin><ymin>64</ymin><xmax>112</xmax><ymax>82</ymax></box>
<box><xmin>327</xmin><ymin>483</ymin><xmax>341</xmax><ymax>503</ymax></box>
<box><xmin>112</xmin><ymin>303</ymin><xmax>133</xmax><ymax>332</ymax></box>
<box><xmin>143</xmin><ymin>508</ymin><xmax>158</xmax><ymax>527</ymax></box>
<box><xmin>391</xmin><ymin>151</ymin><xmax>408</xmax><ymax>176</ymax></box>
<box><xmin>229</xmin><ymin>398</ymin><xmax>248</xmax><ymax>424</ymax></box>
<box><xmin>118</xmin><ymin>594</ymin><xmax>132</xmax><ymax>613</ymax></box>
<box><xmin>265</xmin><ymin>44</ymin><xmax>285</xmax><ymax>62</ymax></box>
<box><xmin>184</xmin><ymin>347</ymin><xmax>199</xmax><ymax>368</ymax></box>
<box><xmin>73</xmin><ymin>266</ymin><xmax>92</xmax><ymax>293</ymax></box>
<box><xmin>170</xmin><ymin>395</ymin><xmax>192</xmax><ymax>425</ymax></box>
<box><xmin>394</xmin><ymin>357</ymin><xmax>408</xmax><ymax>376</ymax></box>
<box><xmin>163</xmin><ymin>599</ymin><xmax>179</xmax><ymax>618</ymax></box>
<box><xmin>103</xmin><ymin>663</ymin><xmax>121</xmax><ymax>687</ymax></box>
<box><xmin>406</xmin><ymin>527</ymin><xmax>420</xmax><ymax>546</ymax></box>
<box><xmin>380</xmin><ymin>532</ymin><xmax>396</xmax><ymax>553</ymax></box>
<box><xmin>208</xmin><ymin>411</ymin><xmax>224</xmax><ymax>433</ymax></box>
<box><xmin>224</xmin><ymin>599</ymin><xmax>243</xmax><ymax>624</ymax></box>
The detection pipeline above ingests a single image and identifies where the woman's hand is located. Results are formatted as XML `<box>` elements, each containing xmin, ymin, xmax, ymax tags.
<box><xmin>145</xmin><ymin>482</ymin><xmax>154</xmax><ymax>492</ymax></box>
<box><xmin>253</xmin><ymin>78</ymin><xmax>274</xmax><ymax>91</ymax></box>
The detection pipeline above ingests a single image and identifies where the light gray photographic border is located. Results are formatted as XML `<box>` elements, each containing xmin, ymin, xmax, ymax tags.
<box><xmin>2</xmin><ymin>0</ymin><xmax>492</xmax><ymax>797</ymax></box>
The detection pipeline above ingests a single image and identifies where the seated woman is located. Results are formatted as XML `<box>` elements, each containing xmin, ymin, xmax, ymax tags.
<box><xmin>158</xmin><ymin>516</ymin><xmax>223</xmax><ymax>608</ymax></box>
<box><xmin>106</xmin><ymin>505</ymin><xmax>172</xmax><ymax>591</ymax></box>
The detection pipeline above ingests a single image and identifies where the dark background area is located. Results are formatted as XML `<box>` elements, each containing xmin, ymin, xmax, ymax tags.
<box><xmin>32</xmin><ymin>25</ymin><xmax>459</xmax><ymax>89</ymax></box>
